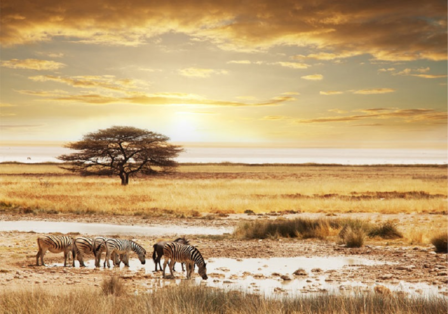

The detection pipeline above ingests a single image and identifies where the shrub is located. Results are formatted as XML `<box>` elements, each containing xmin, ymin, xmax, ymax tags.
<box><xmin>431</xmin><ymin>232</ymin><xmax>448</xmax><ymax>253</ymax></box>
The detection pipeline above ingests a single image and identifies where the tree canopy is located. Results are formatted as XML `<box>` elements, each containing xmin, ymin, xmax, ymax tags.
<box><xmin>58</xmin><ymin>126</ymin><xmax>183</xmax><ymax>185</ymax></box>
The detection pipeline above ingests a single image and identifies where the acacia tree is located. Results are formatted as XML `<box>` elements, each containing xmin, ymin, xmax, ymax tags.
<box><xmin>58</xmin><ymin>126</ymin><xmax>183</xmax><ymax>185</ymax></box>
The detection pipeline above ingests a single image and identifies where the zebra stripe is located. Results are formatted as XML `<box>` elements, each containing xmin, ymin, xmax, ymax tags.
<box><xmin>162</xmin><ymin>242</ymin><xmax>208</xmax><ymax>280</ymax></box>
<box><xmin>36</xmin><ymin>235</ymin><xmax>74</xmax><ymax>267</ymax></box>
<box><xmin>102</xmin><ymin>239</ymin><xmax>146</xmax><ymax>268</ymax></box>
<box><xmin>74</xmin><ymin>236</ymin><xmax>107</xmax><ymax>267</ymax></box>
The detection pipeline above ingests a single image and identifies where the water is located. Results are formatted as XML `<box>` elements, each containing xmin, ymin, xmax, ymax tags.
<box><xmin>53</xmin><ymin>256</ymin><xmax>444</xmax><ymax>298</ymax></box>
<box><xmin>0</xmin><ymin>220</ymin><xmax>233</xmax><ymax>236</ymax></box>
<box><xmin>0</xmin><ymin>146</ymin><xmax>446</xmax><ymax>165</ymax></box>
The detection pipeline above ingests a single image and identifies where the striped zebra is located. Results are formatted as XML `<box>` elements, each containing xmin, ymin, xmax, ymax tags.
<box><xmin>162</xmin><ymin>242</ymin><xmax>208</xmax><ymax>280</ymax></box>
<box><xmin>99</xmin><ymin>239</ymin><xmax>146</xmax><ymax>268</ymax></box>
<box><xmin>74</xmin><ymin>236</ymin><xmax>113</xmax><ymax>267</ymax></box>
<box><xmin>152</xmin><ymin>237</ymin><xmax>190</xmax><ymax>272</ymax></box>
<box><xmin>36</xmin><ymin>235</ymin><xmax>75</xmax><ymax>267</ymax></box>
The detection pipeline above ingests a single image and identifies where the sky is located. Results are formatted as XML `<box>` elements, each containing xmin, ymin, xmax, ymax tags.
<box><xmin>0</xmin><ymin>0</ymin><xmax>447</xmax><ymax>149</ymax></box>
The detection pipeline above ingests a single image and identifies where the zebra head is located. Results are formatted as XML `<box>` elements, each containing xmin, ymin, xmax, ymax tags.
<box><xmin>198</xmin><ymin>263</ymin><xmax>208</xmax><ymax>280</ymax></box>
<box><xmin>138</xmin><ymin>248</ymin><xmax>147</xmax><ymax>265</ymax></box>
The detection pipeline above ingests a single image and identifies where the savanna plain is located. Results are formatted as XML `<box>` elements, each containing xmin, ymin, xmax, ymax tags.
<box><xmin>0</xmin><ymin>163</ymin><xmax>447</xmax><ymax>314</ymax></box>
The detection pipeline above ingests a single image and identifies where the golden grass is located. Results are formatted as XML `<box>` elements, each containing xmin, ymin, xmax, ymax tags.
<box><xmin>1</xmin><ymin>284</ymin><xmax>446</xmax><ymax>314</ymax></box>
<box><xmin>1</xmin><ymin>163</ymin><xmax>446</xmax><ymax>217</ymax></box>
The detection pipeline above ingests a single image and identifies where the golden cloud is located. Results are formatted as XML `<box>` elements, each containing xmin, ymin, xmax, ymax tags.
<box><xmin>178</xmin><ymin>67</ymin><xmax>228</xmax><ymax>78</ymax></box>
<box><xmin>1</xmin><ymin>0</ymin><xmax>445</xmax><ymax>61</ymax></box>
<box><xmin>28</xmin><ymin>90</ymin><xmax>295</xmax><ymax>107</ymax></box>
<box><xmin>353</xmin><ymin>88</ymin><xmax>395</xmax><ymax>94</ymax></box>
<box><xmin>274</xmin><ymin>62</ymin><xmax>310</xmax><ymax>69</ymax></box>
<box><xmin>262</xmin><ymin>115</ymin><xmax>286</xmax><ymax>120</ymax></box>
<box><xmin>227</xmin><ymin>60</ymin><xmax>252</xmax><ymax>64</ymax></box>
<box><xmin>296</xmin><ymin>108</ymin><xmax>447</xmax><ymax>124</ymax></box>
<box><xmin>301</xmin><ymin>74</ymin><xmax>323</xmax><ymax>80</ymax></box>
<box><xmin>28</xmin><ymin>75</ymin><xmax>144</xmax><ymax>91</ymax></box>
<box><xmin>1</xmin><ymin>59</ymin><xmax>65</xmax><ymax>70</ymax></box>
<box><xmin>320</xmin><ymin>91</ymin><xmax>343</xmax><ymax>95</ymax></box>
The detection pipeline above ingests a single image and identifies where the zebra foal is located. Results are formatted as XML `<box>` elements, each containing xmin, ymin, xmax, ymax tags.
<box><xmin>162</xmin><ymin>242</ymin><xmax>208</xmax><ymax>280</ymax></box>
<box><xmin>98</xmin><ymin>239</ymin><xmax>146</xmax><ymax>268</ymax></box>
<box><xmin>36</xmin><ymin>235</ymin><xmax>75</xmax><ymax>267</ymax></box>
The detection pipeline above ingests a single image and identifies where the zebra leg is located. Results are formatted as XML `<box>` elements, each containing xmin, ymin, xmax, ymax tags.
<box><xmin>40</xmin><ymin>248</ymin><xmax>47</xmax><ymax>266</ymax></box>
<box><xmin>104</xmin><ymin>251</ymin><xmax>111</xmax><ymax>268</ymax></box>
<box><xmin>122</xmin><ymin>254</ymin><xmax>129</xmax><ymax>267</ymax></box>
<box><xmin>63</xmin><ymin>249</ymin><xmax>69</xmax><ymax>267</ymax></box>
<box><xmin>162</xmin><ymin>259</ymin><xmax>169</xmax><ymax>278</ymax></box>
<box><xmin>169</xmin><ymin>260</ymin><xmax>175</xmax><ymax>277</ymax></box>
<box><xmin>36</xmin><ymin>248</ymin><xmax>42</xmax><ymax>266</ymax></box>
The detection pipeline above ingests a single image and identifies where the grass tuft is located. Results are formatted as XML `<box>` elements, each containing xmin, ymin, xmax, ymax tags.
<box><xmin>368</xmin><ymin>221</ymin><xmax>403</xmax><ymax>239</ymax></box>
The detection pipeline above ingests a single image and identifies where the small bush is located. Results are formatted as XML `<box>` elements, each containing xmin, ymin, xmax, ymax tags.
<box><xmin>431</xmin><ymin>232</ymin><xmax>448</xmax><ymax>253</ymax></box>
<box><xmin>101</xmin><ymin>276</ymin><xmax>125</xmax><ymax>296</ymax></box>
<box><xmin>368</xmin><ymin>221</ymin><xmax>403</xmax><ymax>239</ymax></box>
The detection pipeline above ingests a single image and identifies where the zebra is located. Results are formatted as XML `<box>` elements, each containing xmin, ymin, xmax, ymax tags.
<box><xmin>162</xmin><ymin>242</ymin><xmax>208</xmax><ymax>280</ymax></box>
<box><xmin>92</xmin><ymin>237</ymin><xmax>120</xmax><ymax>268</ymax></box>
<box><xmin>152</xmin><ymin>237</ymin><xmax>190</xmax><ymax>272</ymax></box>
<box><xmin>98</xmin><ymin>239</ymin><xmax>146</xmax><ymax>268</ymax></box>
<box><xmin>36</xmin><ymin>235</ymin><xmax>75</xmax><ymax>267</ymax></box>
<box><xmin>74</xmin><ymin>236</ymin><xmax>114</xmax><ymax>267</ymax></box>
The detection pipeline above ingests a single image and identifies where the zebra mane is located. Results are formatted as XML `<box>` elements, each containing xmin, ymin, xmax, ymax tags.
<box><xmin>130</xmin><ymin>240</ymin><xmax>146</xmax><ymax>254</ymax></box>
<box><xmin>190</xmin><ymin>245</ymin><xmax>205</xmax><ymax>267</ymax></box>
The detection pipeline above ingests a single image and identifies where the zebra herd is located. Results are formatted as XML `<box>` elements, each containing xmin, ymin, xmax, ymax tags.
<box><xmin>35</xmin><ymin>235</ymin><xmax>208</xmax><ymax>280</ymax></box>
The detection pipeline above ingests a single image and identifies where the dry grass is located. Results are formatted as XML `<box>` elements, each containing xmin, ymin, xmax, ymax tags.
<box><xmin>0</xmin><ymin>284</ymin><xmax>446</xmax><ymax>314</ymax></box>
<box><xmin>0</xmin><ymin>163</ymin><xmax>446</xmax><ymax>216</ymax></box>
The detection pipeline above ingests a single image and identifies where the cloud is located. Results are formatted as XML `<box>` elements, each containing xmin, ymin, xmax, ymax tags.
<box><xmin>1</xmin><ymin>0</ymin><xmax>445</xmax><ymax>61</ymax></box>
<box><xmin>1</xmin><ymin>59</ymin><xmax>65</xmax><ymax>70</ymax></box>
<box><xmin>262</xmin><ymin>115</ymin><xmax>287</xmax><ymax>120</ymax></box>
<box><xmin>274</xmin><ymin>62</ymin><xmax>310</xmax><ymax>69</ymax></box>
<box><xmin>301</xmin><ymin>74</ymin><xmax>323</xmax><ymax>81</ymax></box>
<box><xmin>410</xmin><ymin>74</ymin><xmax>447</xmax><ymax>79</ymax></box>
<box><xmin>293</xmin><ymin>51</ymin><xmax>362</xmax><ymax>61</ymax></box>
<box><xmin>0</xmin><ymin>102</ymin><xmax>15</xmax><ymax>107</ymax></box>
<box><xmin>227</xmin><ymin>60</ymin><xmax>252</xmax><ymax>64</ymax></box>
<box><xmin>283</xmin><ymin>92</ymin><xmax>300</xmax><ymax>95</ymax></box>
<box><xmin>28</xmin><ymin>75</ymin><xmax>144</xmax><ymax>91</ymax></box>
<box><xmin>0</xmin><ymin>124</ymin><xmax>44</xmax><ymax>130</ymax></box>
<box><xmin>178</xmin><ymin>67</ymin><xmax>228</xmax><ymax>78</ymax></box>
<box><xmin>353</xmin><ymin>88</ymin><xmax>395</xmax><ymax>94</ymax></box>
<box><xmin>296</xmin><ymin>108</ymin><xmax>447</xmax><ymax>124</ymax></box>
<box><xmin>320</xmin><ymin>91</ymin><xmax>343</xmax><ymax>95</ymax></box>
<box><xmin>26</xmin><ymin>89</ymin><xmax>296</xmax><ymax>107</ymax></box>
<box><xmin>382</xmin><ymin>67</ymin><xmax>446</xmax><ymax>79</ymax></box>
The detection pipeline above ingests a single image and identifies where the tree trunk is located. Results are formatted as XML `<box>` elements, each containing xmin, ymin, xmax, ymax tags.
<box><xmin>119</xmin><ymin>172</ymin><xmax>129</xmax><ymax>186</ymax></box>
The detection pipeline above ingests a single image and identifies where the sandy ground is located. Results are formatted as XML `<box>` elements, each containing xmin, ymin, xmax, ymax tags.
<box><xmin>0</xmin><ymin>213</ymin><xmax>447</xmax><ymax>296</ymax></box>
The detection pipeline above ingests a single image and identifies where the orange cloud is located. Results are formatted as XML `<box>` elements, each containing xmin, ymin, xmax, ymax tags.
<box><xmin>1</xmin><ymin>0</ymin><xmax>445</xmax><ymax>61</ymax></box>
<box><xmin>1</xmin><ymin>59</ymin><xmax>65</xmax><ymax>70</ymax></box>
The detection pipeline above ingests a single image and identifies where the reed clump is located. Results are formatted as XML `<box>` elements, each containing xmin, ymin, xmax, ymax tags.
<box><xmin>431</xmin><ymin>232</ymin><xmax>448</xmax><ymax>253</ymax></box>
<box><xmin>101</xmin><ymin>276</ymin><xmax>125</xmax><ymax>297</ymax></box>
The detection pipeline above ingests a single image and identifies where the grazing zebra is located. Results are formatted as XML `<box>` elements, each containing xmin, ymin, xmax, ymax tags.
<box><xmin>74</xmin><ymin>236</ymin><xmax>113</xmax><ymax>267</ymax></box>
<box><xmin>99</xmin><ymin>239</ymin><xmax>146</xmax><ymax>268</ymax></box>
<box><xmin>162</xmin><ymin>242</ymin><xmax>208</xmax><ymax>280</ymax></box>
<box><xmin>36</xmin><ymin>235</ymin><xmax>75</xmax><ymax>267</ymax></box>
<box><xmin>152</xmin><ymin>237</ymin><xmax>190</xmax><ymax>272</ymax></box>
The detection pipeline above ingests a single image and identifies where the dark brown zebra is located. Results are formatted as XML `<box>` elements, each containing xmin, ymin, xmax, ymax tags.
<box><xmin>36</xmin><ymin>235</ymin><xmax>75</xmax><ymax>267</ymax></box>
<box><xmin>162</xmin><ymin>242</ymin><xmax>207</xmax><ymax>280</ymax></box>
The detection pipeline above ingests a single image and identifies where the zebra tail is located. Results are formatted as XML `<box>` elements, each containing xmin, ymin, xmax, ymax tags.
<box><xmin>94</xmin><ymin>240</ymin><xmax>106</xmax><ymax>254</ymax></box>
<box><xmin>152</xmin><ymin>244</ymin><xmax>157</xmax><ymax>262</ymax></box>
